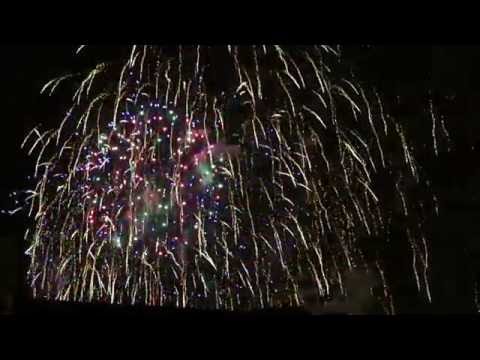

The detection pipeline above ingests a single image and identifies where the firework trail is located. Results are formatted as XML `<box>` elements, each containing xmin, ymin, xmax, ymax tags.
<box><xmin>20</xmin><ymin>45</ymin><xmax>447</xmax><ymax>312</ymax></box>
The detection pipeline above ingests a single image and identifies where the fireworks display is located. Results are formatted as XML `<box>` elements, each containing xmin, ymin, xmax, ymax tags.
<box><xmin>21</xmin><ymin>45</ymin><xmax>449</xmax><ymax>312</ymax></box>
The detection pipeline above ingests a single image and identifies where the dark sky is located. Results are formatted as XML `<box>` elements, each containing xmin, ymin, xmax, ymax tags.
<box><xmin>1</xmin><ymin>45</ymin><xmax>479</xmax><ymax>313</ymax></box>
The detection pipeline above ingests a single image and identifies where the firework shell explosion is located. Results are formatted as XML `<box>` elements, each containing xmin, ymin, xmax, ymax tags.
<box><xmin>20</xmin><ymin>45</ymin><xmax>450</xmax><ymax>312</ymax></box>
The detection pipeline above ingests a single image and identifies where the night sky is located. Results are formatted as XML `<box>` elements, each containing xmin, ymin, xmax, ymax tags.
<box><xmin>1</xmin><ymin>45</ymin><xmax>479</xmax><ymax>314</ymax></box>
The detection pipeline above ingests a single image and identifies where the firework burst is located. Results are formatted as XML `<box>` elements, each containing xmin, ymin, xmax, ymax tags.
<box><xmin>21</xmin><ymin>45</ymin><xmax>447</xmax><ymax>312</ymax></box>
